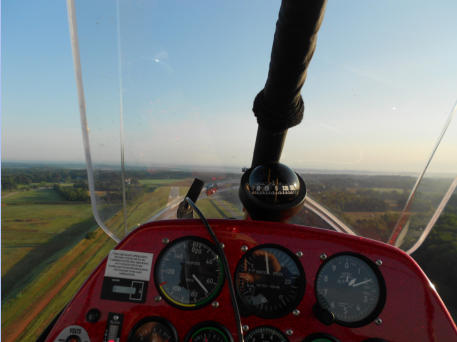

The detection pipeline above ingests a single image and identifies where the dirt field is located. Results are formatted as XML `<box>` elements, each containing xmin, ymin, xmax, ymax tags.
<box><xmin>4</xmin><ymin>268</ymin><xmax>78</xmax><ymax>342</ymax></box>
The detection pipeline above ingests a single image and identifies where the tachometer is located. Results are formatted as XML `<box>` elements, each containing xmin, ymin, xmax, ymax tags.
<box><xmin>128</xmin><ymin>317</ymin><xmax>177</xmax><ymax>342</ymax></box>
<box><xmin>303</xmin><ymin>333</ymin><xmax>340</xmax><ymax>342</ymax></box>
<box><xmin>155</xmin><ymin>236</ymin><xmax>224</xmax><ymax>309</ymax></box>
<box><xmin>315</xmin><ymin>253</ymin><xmax>385</xmax><ymax>327</ymax></box>
<box><xmin>185</xmin><ymin>322</ymin><xmax>232</xmax><ymax>342</ymax></box>
<box><xmin>235</xmin><ymin>244</ymin><xmax>305</xmax><ymax>318</ymax></box>
<box><xmin>244</xmin><ymin>326</ymin><xmax>288</xmax><ymax>342</ymax></box>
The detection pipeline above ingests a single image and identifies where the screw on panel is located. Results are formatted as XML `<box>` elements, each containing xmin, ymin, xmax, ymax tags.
<box><xmin>376</xmin><ymin>259</ymin><xmax>383</xmax><ymax>266</ymax></box>
<box><xmin>292</xmin><ymin>309</ymin><xmax>300</xmax><ymax>316</ymax></box>
<box><xmin>241</xmin><ymin>245</ymin><xmax>249</xmax><ymax>252</ymax></box>
<box><xmin>320</xmin><ymin>253</ymin><xmax>328</xmax><ymax>260</ymax></box>
<box><xmin>162</xmin><ymin>238</ymin><xmax>170</xmax><ymax>244</ymax></box>
<box><xmin>212</xmin><ymin>301</ymin><xmax>220</xmax><ymax>308</ymax></box>
<box><xmin>154</xmin><ymin>296</ymin><xmax>162</xmax><ymax>302</ymax></box>
<box><xmin>242</xmin><ymin>325</ymin><xmax>249</xmax><ymax>332</ymax></box>
<box><xmin>285</xmin><ymin>329</ymin><xmax>293</xmax><ymax>336</ymax></box>
<box><xmin>296</xmin><ymin>251</ymin><xmax>303</xmax><ymax>257</ymax></box>
<box><xmin>375</xmin><ymin>318</ymin><xmax>383</xmax><ymax>325</ymax></box>
<box><xmin>220</xmin><ymin>243</ymin><xmax>225</xmax><ymax>249</ymax></box>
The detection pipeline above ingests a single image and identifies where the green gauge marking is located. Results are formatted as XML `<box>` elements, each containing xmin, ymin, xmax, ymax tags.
<box><xmin>155</xmin><ymin>237</ymin><xmax>224</xmax><ymax>309</ymax></box>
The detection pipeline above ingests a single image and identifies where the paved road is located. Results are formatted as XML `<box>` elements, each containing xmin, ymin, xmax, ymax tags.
<box><xmin>148</xmin><ymin>187</ymin><xmax>182</xmax><ymax>221</ymax></box>
<box><xmin>145</xmin><ymin>185</ymin><xmax>356</xmax><ymax>236</ymax></box>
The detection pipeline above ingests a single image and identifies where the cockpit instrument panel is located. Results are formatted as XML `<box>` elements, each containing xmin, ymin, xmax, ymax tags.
<box><xmin>315</xmin><ymin>253</ymin><xmax>385</xmax><ymax>327</ymax></box>
<box><xmin>235</xmin><ymin>244</ymin><xmax>305</xmax><ymax>318</ymax></box>
<box><xmin>128</xmin><ymin>317</ymin><xmax>177</xmax><ymax>342</ymax></box>
<box><xmin>45</xmin><ymin>219</ymin><xmax>457</xmax><ymax>342</ymax></box>
<box><xmin>244</xmin><ymin>326</ymin><xmax>288</xmax><ymax>342</ymax></box>
<box><xmin>155</xmin><ymin>236</ymin><xmax>224</xmax><ymax>309</ymax></box>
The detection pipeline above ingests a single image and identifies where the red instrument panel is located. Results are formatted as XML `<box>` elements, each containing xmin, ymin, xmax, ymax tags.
<box><xmin>45</xmin><ymin>219</ymin><xmax>457</xmax><ymax>342</ymax></box>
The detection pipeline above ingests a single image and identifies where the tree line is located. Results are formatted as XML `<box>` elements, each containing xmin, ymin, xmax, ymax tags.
<box><xmin>413</xmin><ymin>192</ymin><xmax>457</xmax><ymax>321</ymax></box>
<box><xmin>2</xmin><ymin>168</ymin><xmax>87</xmax><ymax>190</ymax></box>
<box><xmin>53</xmin><ymin>184</ymin><xmax>90</xmax><ymax>202</ymax></box>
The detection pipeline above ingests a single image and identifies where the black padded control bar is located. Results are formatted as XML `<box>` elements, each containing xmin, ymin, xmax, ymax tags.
<box><xmin>252</xmin><ymin>0</ymin><xmax>327</xmax><ymax>167</ymax></box>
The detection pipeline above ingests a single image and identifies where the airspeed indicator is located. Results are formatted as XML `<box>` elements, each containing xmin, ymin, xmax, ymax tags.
<box><xmin>155</xmin><ymin>237</ymin><xmax>224</xmax><ymax>309</ymax></box>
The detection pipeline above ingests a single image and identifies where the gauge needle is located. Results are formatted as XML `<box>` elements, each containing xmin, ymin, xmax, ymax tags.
<box><xmin>265</xmin><ymin>253</ymin><xmax>270</xmax><ymax>274</ymax></box>
<box><xmin>192</xmin><ymin>274</ymin><xmax>209</xmax><ymax>294</ymax></box>
<box><xmin>348</xmin><ymin>278</ymin><xmax>356</xmax><ymax>286</ymax></box>
<box><xmin>352</xmin><ymin>279</ymin><xmax>372</xmax><ymax>287</ymax></box>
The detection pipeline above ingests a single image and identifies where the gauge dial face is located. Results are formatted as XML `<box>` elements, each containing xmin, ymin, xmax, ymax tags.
<box><xmin>186</xmin><ymin>323</ymin><xmax>232</xmax><ymax>342</ymax></box>
<box><xmin>315</xmin><ymin>253</ymin><xmax>385</xmax><ymax>326</ymax></box>
<box><xmin>155</xmin><ymin>237</ymin><xmax>224</xmax><ymax>309</ymax></box>
<box><xmin>244</xmin><ymin>326</ymin><xmax>288</xmax><ymax>342</ymax></box>
<box><xmin>129</xmin><ymin>318</ymin><xmax>177</xmax><ymax>342</ymax></box>
<box><xmin>235</xmin><ymin>244</ymin><xmax>305</xmax><ymax>318</ymax></box>
<box><xmin>303</xmin><ymin>333</ymin><xmax>340</xmax><ymax>342</ymax></box>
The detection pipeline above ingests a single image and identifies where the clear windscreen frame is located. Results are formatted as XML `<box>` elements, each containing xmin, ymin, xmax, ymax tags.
<box><xmin>68</xmin><ymin>0</ymin><xmax>457</xmax><ymax>253</ymax></box>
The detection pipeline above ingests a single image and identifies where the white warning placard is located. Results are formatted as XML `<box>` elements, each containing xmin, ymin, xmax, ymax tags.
<box><xmin>104</xmin><ymin>250</ymin><xmax>153</xmax><ymax>281</ymax></box>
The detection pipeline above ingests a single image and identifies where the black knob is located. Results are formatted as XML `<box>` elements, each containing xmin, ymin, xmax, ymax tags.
<box><xmin>313</xmin><ymin>303</ymin><xmax>335</xmax><ymax>325</ymax></box>
<box><xmin>86</xmin><ymin>308</ymin><xmax>101</xmax><ymax>323</ymax></box>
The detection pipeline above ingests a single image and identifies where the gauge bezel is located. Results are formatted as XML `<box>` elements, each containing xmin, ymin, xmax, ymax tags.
<box><xmin>234</xmin><ymin>243</ymin><xmax>306</xmax><ymax>319</ymax></box>
<box><xmin>314</xmin><ymin>251</ymin><xmax>386</xmax><ymax>327</ymax></box>
<box><xmin>244</xmin><ymin>326</ymin><xmax>289</xmax><ymax>342</ymax></box>
<box><xmin>184</xmin><ymin>321</ymin><xmax>233</xmax><ymax>342</ymax></box>
<box><xmin>127</xmin><ymin>316</ymin><xmax>178</xmax><ymax>342</ymax></box>
<box><xmin>302</xmin><ymin>332</ymin><xmax>340</xmax><ymax>342</ymax></box>
<box><xmin>154</xmin><ymin>236</ymin><xmax>225</xmax><ymax>310</ymax></box>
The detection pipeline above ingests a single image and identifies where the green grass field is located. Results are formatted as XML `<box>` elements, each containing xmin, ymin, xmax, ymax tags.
<box><xmin>2</xmin><ymin>190</ymin><xmax>94</xmax><ymax>278</ymax></box>
<box><xmin>1</xmin><ymin>188</ymin><xmax>113</xmax><ymax>341</ymax></box>
<box><xmin>2</xmin><ymin>229</ymin><xmax>115</xmax><ymax>341</ymax></box>
<box><xmin>103</xmin><ymin>186</ymin><xmax>172</xmax><ymax>238</ymax></box>
<box><xmin>138</xmin><ymin>179</ymin><xmax>184</xmax><ymax>186</ymax></box>
<box><xmin>197</xmin><ymin>198</ymin><xmax>228</xmax><ymax>218</ymax></box>
<box><xmin>1</xmin><ymin>179</ymin><xmax>186</xmax><ymax>341</ymax></box>
<box><xmin>4</xmin><ymin>188</ymin><xmax>63</xmax><ymax>204</ymax></box>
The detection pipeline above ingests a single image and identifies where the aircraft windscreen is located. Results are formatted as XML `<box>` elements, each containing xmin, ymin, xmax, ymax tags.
<box><xmin>70</xmin><ymin>0</ymin><xmax>457</xmax><ymax>252</ymax></box>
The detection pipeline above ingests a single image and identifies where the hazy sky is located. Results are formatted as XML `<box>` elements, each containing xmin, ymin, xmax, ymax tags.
<box><xmin>2</xmin><ymin>0</ymin><xmax>457</xmax><ymax>173</ymax></box>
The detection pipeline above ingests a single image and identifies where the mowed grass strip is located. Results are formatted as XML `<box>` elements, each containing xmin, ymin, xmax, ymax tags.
<box><xmin>138</xmin><ymin>179</ymin><xmax>184</xmax><ymax>186</ymax></box>
<box><xmin>211</xmin><ymin>198</ymin><xmax>243</xmax><ymax>218</ymax></box>
<box><xmin>2</xmin><ymin>189</ymin><xmax>93</xmax><ymax>252</ymax></box>
<box><xmin>1</xmin><ymin>247</ymin><xmax>32</xmax><ymax>277</ymax></box>
<box><xmin>3</xmin><ymin>216</ymin><xmax>98</xmax><ymax>301</ymax></box>
<box><xmin>3</xmin><ymin>188</ymin><xmax>66</xmax><ymax>205</ymax></box>
<box><xmin>18</xmin><ymin>230</ymin><xmax>115</xmax><ymax>342</ymax></box>
<box><xmin>2</xmin><ymin>188</ymin><xmax>95</xmax><ymax>300</ymax></box>
<box><xmin>3</xmin><ymin>229</ymin><xmax>115</xmax><ymax>342</ymax></box>
<box><xmin>105</xmin><ymin>187</ymin><xmax>171</xmax><ymax>238</ymax></box>
<box><xmin>3</xmin><ymin>203</ymin><xmax>93</xmax><ymax>246</ymax></box>
<box><xmin>195</xmin><ymin>198</ymin><xmax>228</xmax><ymax>218</ymax></box>
<box><xmin>2</xmin><ymin>181</ymin><xmax>176</xmax><ymax>341</ymax></box>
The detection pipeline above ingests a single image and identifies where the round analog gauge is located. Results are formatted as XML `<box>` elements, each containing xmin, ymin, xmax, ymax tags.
<box><xmin>128</xmin><ymin>317</ymin><xmax>177</xmax><ymax>342</ymax></box>
<box><xmin>235</xmin><ymin>244</ymin><xmax>305</xmax><ymax>318</ymax></box>
<box><xmin>185</xmin><ymin>322</ymin><xmax>232</xmax><ymax>342</ymax></box>
<box><xmin>155</xmin><ymin>236</ymin><xmax>224</xmax><ymax>309</ymax></box>
<box><xmin>315</xmin><ymin>253</ymin><xmax>386</xmax><ymax>327</ymax></box>
<box><xmin>303</xmin><ymin>333</ymin><xmax>340</xmax><ymax>342</ymax></box>
<box><xmin>244</xmin><ymin>326</ymin><xmax>288</xmax><ymax>342</ymax></box>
